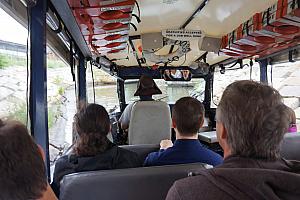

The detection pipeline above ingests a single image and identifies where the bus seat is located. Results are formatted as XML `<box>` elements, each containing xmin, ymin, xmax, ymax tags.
<box><xmin>128</xmin><ymin>101</ymin><xmax>171</xmax><ymax>145</ymax></box>
<box><xmin>59</xmin><ymin>163</ymin><xmax>208</xmax><ymax>200</ymax></box>
<box><xmin>280</xmin><ymin>133</ymin><xmax>300</xmax><ymax>161</ymax></box>
<box><xmin>120</xmin><ymin>144</ymin><xmax>160</xmax><ymax>162</ymax></box>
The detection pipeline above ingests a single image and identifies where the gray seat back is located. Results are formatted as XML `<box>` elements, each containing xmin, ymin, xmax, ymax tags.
<box><xmin>128</xmin><ymin>101</ymin><xmax>171</xmax><ymax>145</ymax></box>
<box><xmin>120</xmin><ymin>144</ymin><xmax>160</xmax><ymax>162</ymax></box>
<box><xmin>60</xmin><ymin>163</ymin><xmax>207</xmax><ymax>200</ymax></box>
<box><xmin>280</xmin><ymin>133</ymin><xmax>300</xmax><ymax>161</ymax></box>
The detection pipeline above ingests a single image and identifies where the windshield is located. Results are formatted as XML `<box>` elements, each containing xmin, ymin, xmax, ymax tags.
<box><xmin>125</xmin><ymin>79</ymin><xmax>205</xmax><ymax>104</ymax></box>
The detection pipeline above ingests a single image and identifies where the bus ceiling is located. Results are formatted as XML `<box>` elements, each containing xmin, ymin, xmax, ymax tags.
<box><xmin>3</xmin><ymin>0</ymin><xmax>299</xmax><ymax>71</ymax></box>
<box><xmin>58</xmin><ymin>0</ymin><xmax>298</xmax><ymax>71</ymax></box>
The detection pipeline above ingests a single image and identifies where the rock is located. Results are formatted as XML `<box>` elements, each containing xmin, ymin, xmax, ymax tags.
<box><xmin>290</xmin><ymin>69</ymin><xmax>300</xmax><ymax>77</ymax></box>
<box><xmin>271</xmin><ymin>77</ymin><xmax>285</xmax><ymax>90</ymax></box>
<box><xmin>282</xmin><ymin>77</ymin><xmax>300</xmax><ymax>86</ymax></box>
<box><xmin>279</xmin><ymin>86</ymin><xmax>300</xmax><ymax>97</ymax></box>
<box><xmin>284</xmin><ymin>98</ymin><xmax>300</xmax><ymax>109</ymax></box>
<box><xmin>294</xmin><ymin>107</ymin><xmax>300</xmax><ymax>120</ymax></box>
<box><xmin>0</xmin><ymin>86</ymin><xmax>14</xmax><ymax>101</ymax></box>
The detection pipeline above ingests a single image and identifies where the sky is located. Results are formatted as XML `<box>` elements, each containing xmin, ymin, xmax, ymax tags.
<box><xmin>0</xmin><ymin>8</ymin><xmax>27</xmax><ymax>45</ymax></box>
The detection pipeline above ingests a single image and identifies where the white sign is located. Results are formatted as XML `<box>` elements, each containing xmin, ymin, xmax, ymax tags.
<box><xmin>162</xmin><ymin>29</ymin><xmax>203</xmax><ymax>41</ymax></box>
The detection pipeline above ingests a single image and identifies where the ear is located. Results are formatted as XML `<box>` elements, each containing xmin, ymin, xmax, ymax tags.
<box><xmin>218</xmin><ymin>122</ymin><xmax>227</xmax><ymax>140</ymax></box>
<box><xmin>172</xmin><ymin>119</ymin><xmax>177</xmax><ymax>129</ymax></box>
<box><xmin>199</xmin><ymin>117</ymin><xmax>204</xmax><ymax>128</ymax></box>
<box><xmin>37</xmin><ymin>144</ymin><xmax>46</xmax><ymax>162</ymax></box>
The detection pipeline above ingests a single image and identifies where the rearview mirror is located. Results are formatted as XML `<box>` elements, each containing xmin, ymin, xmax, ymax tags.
<box><xmin>162</xmin><ymin>69</ymin><xmax>192</xmax><ymax>81</ymax></box>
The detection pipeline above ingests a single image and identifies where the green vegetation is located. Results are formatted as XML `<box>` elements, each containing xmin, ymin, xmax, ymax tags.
<box><xmin>47</xmin><ymin>59</ymin><xmax>67</xmax><ymax>69</ymax></box>
<box><xmin>58</xmin><ymin>86</ymin><xmax>65</xmax><ymax>95</ymax></box>
<box><xmin>53</xmin><ymin>76</ymin><xmax>64</xmax><ymax>85</ymax></box>
<box><xmin>8</xmin><ymin>101</ymin><xmax>58</xmax><ymax>129</ymax></box>
<box><xmin>0</xmin><ymin>54</ymin><xmax>26</xmax><ymax>68</ymax></box>
<box><xmin>0</xmin><ymin>54</ymin><xmax>11</xmax><ymax>69</ymax></box>
<box><xmin>0</xmin><ymin>53</ymin><xmax>67</xmax><ymax>69</ymax></box>
<box><xmin>48</xmin><ymin>106</ymin><xmax>56</xmax><ymax>129</ymax></box>
<box><xmin>8</xmin><ymin>102</ymin><xmax>27</xmax><ymax>125</ymax></box>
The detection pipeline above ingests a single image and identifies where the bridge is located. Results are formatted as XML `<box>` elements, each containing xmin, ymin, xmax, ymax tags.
<box><xmin>0</xmin><ymin>39</ymin><xmax>26</xmax><ymax>56</ymax></box>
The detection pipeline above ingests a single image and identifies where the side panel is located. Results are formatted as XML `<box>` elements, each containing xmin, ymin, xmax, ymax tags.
<box><xmin>29</xmin><ymin>0</ymin><xmax>50</xmax><ymax>178</ymax></box>
<box><xmin>259</xmin><ymin>59</ymin><xmax>268</xmax><ymax>83</ymax></box>
<box><xmin>77</xmin><ymin>52</ymin><xmax>87</xmax><ymax>103</ymax></box>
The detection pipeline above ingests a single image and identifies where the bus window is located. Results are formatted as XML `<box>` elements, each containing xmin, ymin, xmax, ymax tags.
<box><xmin>0</xmin><ymin>8</ymin><xmax>28</xmax><ymax>125</ymax></box>
<box><xmin>212</xmin><ymin>61</ymin><xmax>260</xmax><ymax>107</ymax></box>
<box><xmin>269</xmin><ymin>61</ymin><xmax>300</xmax><ymax>129</ymax></box>
<box><xmin>86</xmin><ymin>66</ymin><xmax>119</xmax><ymax>112</ymax></box>
<box><xmin>125</xmin><ymin>78</ymin><xmax>205</xmax><ymax>105</ymax></box>
<box><xmin>213</xmin><ymin>60</ymin><xmax>300</xmax><ymax>129</ymax></box>
<box><xmin>47</xmin><ymin>49</ymin><xmax>75</xmax><ymax>165</ymax></box>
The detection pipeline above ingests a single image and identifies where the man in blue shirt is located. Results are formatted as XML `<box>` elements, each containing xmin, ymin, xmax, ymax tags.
<box><xmin>144</xmin><ymin>97</ymin><xmax>223</xmax><ymax>167</ymax></box>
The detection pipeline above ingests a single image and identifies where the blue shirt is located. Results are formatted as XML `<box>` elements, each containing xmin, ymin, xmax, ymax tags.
<box><xmin>143</xmin><ymin>139</ymin><xmax>223</xmax><ymax>167</ymax></box>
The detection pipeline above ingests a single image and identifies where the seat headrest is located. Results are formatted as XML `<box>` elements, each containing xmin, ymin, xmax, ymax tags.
<box><xmin>280</xmin><ymin>133</ymin><xmax>300</xmax><ymax>161</ymax></box>
<box><xmin>120</xmin><ymin>144</ymin><xmax>160</xmax><ymax>162</ymax></box>
<box><xmin>60</xmin><ymin>163</ymin><xmax>208</xmax><ymax>200</ymax></box>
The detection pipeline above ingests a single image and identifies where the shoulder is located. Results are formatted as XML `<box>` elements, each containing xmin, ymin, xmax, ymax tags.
<box><xmin>52</xmin><ymin>154</ymin><xmax>76</xmax><ymax>194</ymax></box>
<box><xmin>114</xmin><ymin>146</ymin><xmax>141</xmax><ymax>167</ymax></box>
<box><xmin>200</xmin><ymin>146</ymin><xmax>223</xmax><ymax>166</ymax></box>
<box><xmin>53</xmin><ymin>153</ymin><xmax>80</xmax><ymax>180</ymax></box>
<box><xmin>54</xmin><ymin>155</ymin><xmax>70</xmax><ymax>170</ymax></box>
<box><xmin>166</xmin><ymin>174</ymin><xmax>209</xmax><ymax>200</ymax></box>
<box><xmin>166</xmin><ymin>171</ymin><xmax>224</xmax><ymax>200</ymax></box>
<box><xmin>208</xmin><ymin>150</ymin><xmax>223</xmax><ymax>165</ymax></box>
<box><xmin>144</xmin><ymin>149</ymin><xmax>168</xmax><ymax>166</ymax></box>
<box><xmin>124</xmin><ymin>102</ymin><xmax>135</xmax><ymax>112</ymax></box>
<box><xmin>116</xmin><ymin>146</ymin><xmax>138</xmax><ymax>157</ymax></box>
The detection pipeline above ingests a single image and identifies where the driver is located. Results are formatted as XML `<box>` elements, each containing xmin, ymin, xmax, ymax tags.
<box><xmin>119</xmin><ymin>75</ymin><xmax>162</xmax><ymax>131</ymax></box>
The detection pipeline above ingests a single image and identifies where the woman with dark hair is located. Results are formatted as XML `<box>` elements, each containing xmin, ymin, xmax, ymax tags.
<box><xmin>51</xmin><ymin>104</ymin><xmax>140</xmax><ymax>196</ymax></box>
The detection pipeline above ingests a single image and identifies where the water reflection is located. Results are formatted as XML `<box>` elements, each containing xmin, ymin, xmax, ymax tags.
<box><xmin>88</xmin><ymin>79</ymin><xmax>205</xmax><ymax>111</ymax></box>
<box><xmin>88</xmin><ymin>85</ymin><xmax>119</xmax><ymax>110</ymax></box>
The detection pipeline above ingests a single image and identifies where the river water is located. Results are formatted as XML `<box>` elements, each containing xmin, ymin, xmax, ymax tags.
<box><xmin>87</xmin><ymin>79</ymin><xmax>205</xmax><ymax>111</ymax></box>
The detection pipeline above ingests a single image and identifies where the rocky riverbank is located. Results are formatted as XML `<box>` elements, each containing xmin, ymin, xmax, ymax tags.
<box><xmin>0</xmin><ymin>61</ymin><xmax>299</xmax><ymax>163</ymax></box>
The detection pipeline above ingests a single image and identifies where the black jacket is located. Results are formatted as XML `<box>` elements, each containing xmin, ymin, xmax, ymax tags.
<box><xmin>166</xmin><ymin>156</ymin><xmax>300</xmax><ymax>200</ymax></box>
<box><xmin>51</xmin><ymin>143</ymin><xmax>141</xmax><ymax>196</ymax></box>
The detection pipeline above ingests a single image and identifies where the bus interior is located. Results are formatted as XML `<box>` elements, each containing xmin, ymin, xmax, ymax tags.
<box><xmin>0</xmin><ymin>0</ymin><xmax>300</xmax><ymax>199</ymax></box>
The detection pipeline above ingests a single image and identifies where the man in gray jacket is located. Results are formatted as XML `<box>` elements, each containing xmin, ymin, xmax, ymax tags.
<box><xmin>166</xmin><ymin>80</ymin><xmax>300</xmax><ymax>200</ymax></box>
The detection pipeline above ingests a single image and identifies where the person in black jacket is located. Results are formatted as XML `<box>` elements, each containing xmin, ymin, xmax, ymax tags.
<box><xmin>51</xmin><ymin>103</ymin><xmax>140</xmax><ymax>196</ymax></box>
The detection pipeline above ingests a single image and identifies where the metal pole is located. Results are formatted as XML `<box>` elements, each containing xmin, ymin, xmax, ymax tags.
<box><xmin>117</xmin><ymin>79</ymin><xmax>126</xmax><ymax>111</ymax></box>
<box><xmin>259</xmin><ymin>59</ymin><xmax>268</xmax><ymax>83</ymax></box>
<box><xmin>77</xmin><ymin>52</ymin><xmax>87</xmax><ymax>104</ymax></box>
<box><xmin>29</xmin><ymin>0</ymin><xmax>50</xmax><ymax>178</ymax></box>
<box><xmin>203</xmin><ymin>74</ymin><xmax>212</xmax><ymax>111</ymax></box>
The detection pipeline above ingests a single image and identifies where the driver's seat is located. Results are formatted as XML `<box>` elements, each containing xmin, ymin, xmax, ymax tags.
<box><xmin>128</xmin><ymin>101</ymin><xmax>171</xmax><ymax>145</ymax></box>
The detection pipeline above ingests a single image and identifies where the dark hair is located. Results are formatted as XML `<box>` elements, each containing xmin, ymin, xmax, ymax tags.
<box><xmin>216</xmin><ymin>80</ymin><xmax>290</xmax><ymax>160</ymax></box>
<box><xmin>172</xmin><ymin>97</ymin><xmax>205</xmax><ymax>136</ymax></box>
<box><xmin>0</xmin><ymin>119</ymin><xmax>47</xmax><ymax>200</ymax></box>
<box><xmin>74</xmin><ymin>103</ymin><xmax>110</xmax><ymax>156</ymax></box>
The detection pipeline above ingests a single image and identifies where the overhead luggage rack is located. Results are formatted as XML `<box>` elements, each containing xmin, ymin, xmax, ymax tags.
<box><xmin>220</xmin><ymin>0</ymin><xmax>300</xmax><ymax>59</ymax></box>
<box><xmin>67</xmin><ymin>0</ymin><xmax>136</xmax><ymax>55</ymax></box>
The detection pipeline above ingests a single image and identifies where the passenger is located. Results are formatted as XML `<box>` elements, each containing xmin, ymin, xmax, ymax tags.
<box><xmin>119</xmin><ymin>75</ymin><xmax>162</xmax><ymax>131</ymax></box>
<box><xmin>166</xmin><ymin>80</ymin><xmax>300</xmax><ymax>200</ymax></box>
<box><xmin>0</xmin><ymin>119</ymin><xmax>57</xmax><ymax>200</ymax></box>
<box><xmin>52</xmin><ymin>104</ymin><xmax>140</xmax><ymax>196</ymax></box>
<box><xmin>144</xmin><ymin>97</ymin><xmax>223</xmax><ymax>167</ymax></box>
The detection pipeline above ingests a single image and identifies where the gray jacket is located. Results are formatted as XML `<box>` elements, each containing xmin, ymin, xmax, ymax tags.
<box><xmin>166</xmin><ymin>156</ymin><xmax>300</xmax><ymax>200</ymax></box>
